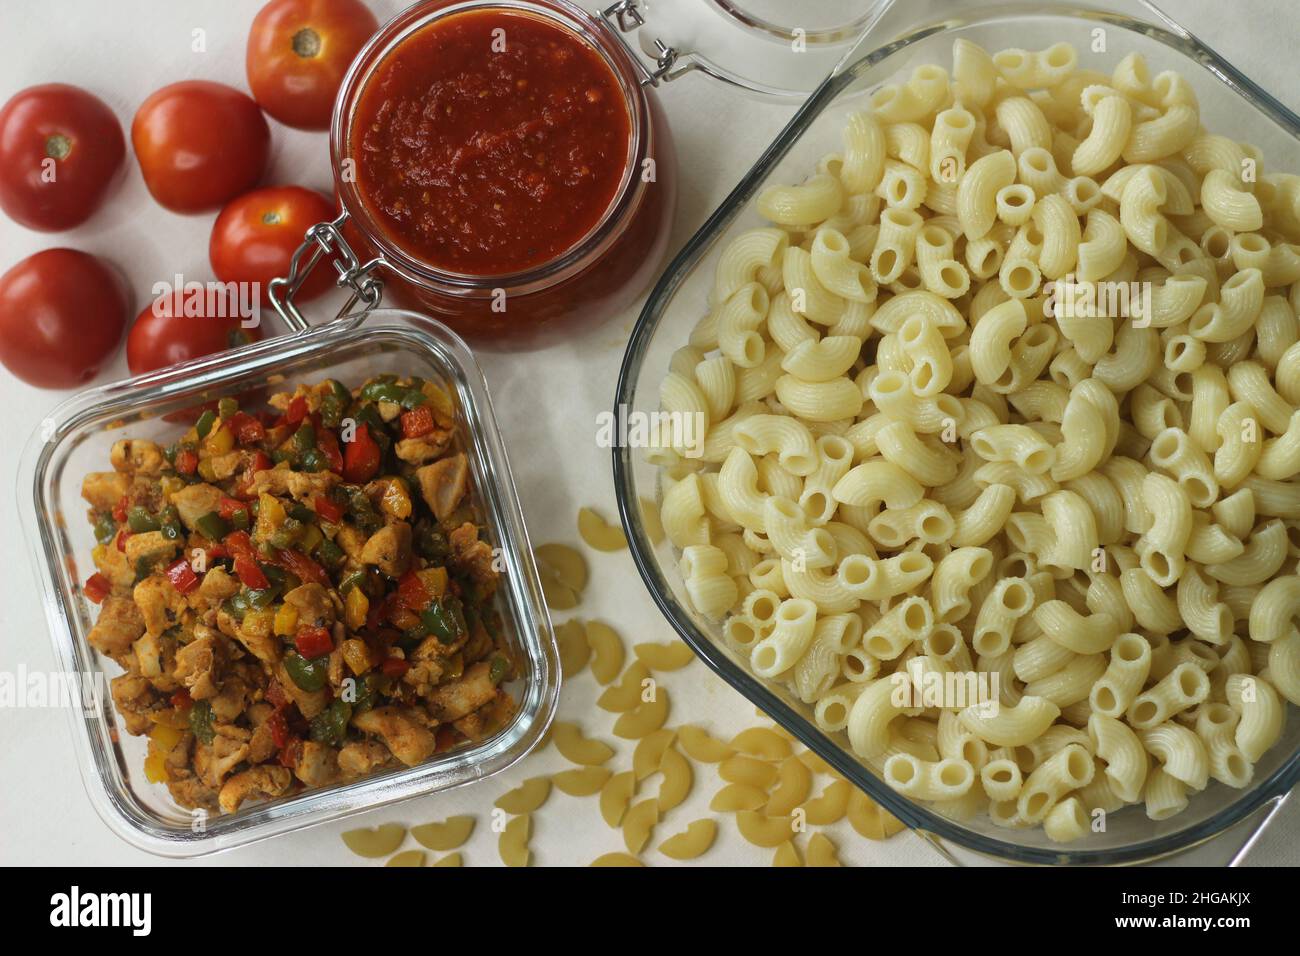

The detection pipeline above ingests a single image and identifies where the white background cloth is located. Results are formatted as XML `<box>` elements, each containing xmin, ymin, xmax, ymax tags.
<box><xmin>1</xmin><ymin>0</ymin><xmax>1297</xmax><ymax>866</ymax></box>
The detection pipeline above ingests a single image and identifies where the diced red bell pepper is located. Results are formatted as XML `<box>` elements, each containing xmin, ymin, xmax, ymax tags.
<box><xmin>276</xmin><ymin>548</ymin><xmax>330</xmax><ymax>587</ymax></box>
<box><xmin>165</xmin><ymin>558</ymin><xmax>201</xmax><ymax>595</ymax></box>
<box><xmin>295</xmin><ymin>625</ymin><xmax>334</xmax><ymax>659</ymax></box>
<box><xmin>84</xmin><ymin>572</ymin><xmax>111</xmax><ymax>604</ymax></box>
<box><xmin>400</xmin><ymin>405</ymin><xmax>436</xmax><ymax>440</ymax></box>
<box><xmin>112</xmin><ymin>495</ymin><xmax>129</xmax><ymax>523</ymax></box>
<box><xmin>381</xmin><ymin>656</ymin><xmax>409</xmax><ymax>678</ymax></box>
<box><xmin>228</xmin><ymin>411</ymin><xmax>266</xmax><ymax>445</ymax></box>
<box><xmin>266</xmin><ymin>678</ymin><xmax>290</xmax><ymax>711</ymax></box>
<box><xmin>233</xmin><ymin>450</ymin><xmax>273</xmax><ymax>500</ymax></box>
<box><xmin>234</xmin><ymin>554</ymin><xmax>270</xmax><ymax>590</ymax></box>
<box><xmin>115</xmin><ymin>529</ymin><xmax>130</xmax><ymax>552</ymax></box>
<box><xmin>223</xmin><ymin>530</ymin><xmax>255</xmax><ymax>559</ymax></box>
<box><xmin>314</xmin><ymin>496</ymin><xmax>344</xmax><ymax>524</ymax></box>
<box><xmin>170</xmin><ymin>689</ymin><xmax>193</xmax><ymax>709</ymax></box>
<box><xmin>267</xmin><ymin>709</ymin><xmax>289</xmax><ymax>748</ymax></box>
<box><xmin>397</xmin><ymin>569</ymin><xmax>432</xmax><ymax>612</ymax></box>
<box><xmin>278</xmin><ymin>737</ymin><xmax>303</xmax><ymax>768</ymax></box>
<box><xmin>174</xmin><ymin>448</ymin><xmax>198</xmax><ymax>475</ymax></box>
<box><xmin>367</xmin><ymin>591</ymin><xmax>397</xmax><ymax>631</ymax></box>
<box><xmin>317</xmin><ymin>427</ymin><xmax>344</xmax><ymax>474</ymax></box>
<box><xmin>284</xmin><ymin>396</ymin><xmax>308</xmax><ymax>426</ymax></box>
<box><xmin>342</xmin><ymin>423</ymin><xmax>381</xmax><ymax>484</ymax></box>
<box><xmin>218</xmin><ymin>497</ymin><xmax>249</xmax><ymax>522</ymax></box>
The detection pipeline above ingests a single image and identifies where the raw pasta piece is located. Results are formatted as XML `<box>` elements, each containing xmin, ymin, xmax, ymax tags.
<box><xmin>410</xmin><ymin>815</ymin><xmax>475</xmax><ymax>851</ymax></box>
<box><xmin>432</xmin><ymin>853</ymin><xmax>462</xmax><ymax>867</ymax></box>
<box><xmin>494</xmin><ymin>776</ymin><xmax>552</xmax><ymax>815</ymax></box>
<box><xmin>552</xmin><ymin>720</ymin><xmax>615</xmax><ymax>766</ymax></box>
<box><xmin>614</xmin><ymin>684</ymin><xmax>671</xmax><ymax>739</ymax></box>
<box><xmin>385</xmin><ymin>850</ymin><xmax>426</xmax><ymax>867</ymax></box>
<box><xmin>633</xmin><ymin>728</ymin><xmax>677</xmax><ymax>779</ymax></box>
<box><xmin>731</xmin><ymin>727</ymin><xmax>794</xmax><ymax>760</ymax></box>
<box><xmin>535</xmin><ymin>542</ymin><xmax>587</xmax><ymax>609</ymax></box>
<box><xmin>766</xmin><ymin>756</ymin><xmax>814</xmax><ymax>815</ymax></box>
<box><xmin>587</xmin><ymin>620</ymin><xmax>626</xmax><ymax>684</ymax></box>
<box><xmin>678</xmin><ymin>724</ymin><xmax>736</xmax><ymax>762</ymax></box>
<box><xmin>719</xmin><ymin>754</ymin><xmax>780</xmax><ymax>789</ymax></box>
<box><xmin>600</xmin><ymin>771</ymin><xmax>638</xmax><ymax>827</ymax></box>
<box><xmin>657</xmin><ymin>745</ymin><xmax>694</xmax><ymax>812</ymax></box>
<box><xmin>634</xmin><ymin>640</ymin><xmax>696</xmax><ymax>671</ymax></box>
<box><xmin>341</xmin><ymin>823</ymin><xmax>405</xmax><ymax>858</ymax></box>
<box><xmin>847</xmin><ymin>788</ymin><xmax>906</xmax><ymax>840</ymax></box>
<box><xmin>597</xmin><ymin>661</ymin><xmax>652</xmax><ymax>712</ymax></box>
<box><xmin>658</xmin><ymin>819</ymin><xmax>718</xmax><ymax>860</ymax></box>
<box><xmin>498</xmin><ymin>814</ymin><xmax>531</xmax><ymax>867</ymax></box>
<box><xmin>552</xmin><ymin>766</ymin><xmax>612</xmax><ymax>797</ymax></box>
<box><xmin>711</xmin><ymin>783</ymin><xmax>769</xmax><ymax>812</ymax></box>
<box><xmin>578</xmin><ymin>506</ymin><xmax>628</xmax><ymax>551</ymax></box>
<box><xmin>736</xmin><ymin>810</ymin><xmax>795</xmax><ymax>848</ymax></box>
<box><xmin>806</xmin><ymin>832</ymin><xmax>842</xmax><ymax>867</ymax></box>
<box><xmin>591</xmin><ymin>852</ymin><xmax>644</xmax><ymax>867</ymax></box>
<box><xmin>640</xmin><ymin>497</ymin><xmax>666</xmax><ymax>546</ymax></box>
<box><xmin>623</xmin><ymin>798</ymin><xmax>660</xmax><ymax>854</ymax></box>
<box><xmin>802</xmin><ymin>779</ymin><xmax>853</xmax><ymax>825</ymax></box>
<box><xmin>773</xmin><ymin>841</ymin><xmax>802</xmax><ymax>867</ymax></box>
<box><xmin>556</xmin><ymin>618</ymin><xmax>590</xmax><ymax>676</ymax></box>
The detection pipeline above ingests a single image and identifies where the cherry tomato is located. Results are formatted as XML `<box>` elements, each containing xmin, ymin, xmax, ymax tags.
<box><xmin>210</xmin><ymin>186</ymin><xmax>337</xmax><ymax>304</ymax></box>
<box><xmin>0</xmin><ymin>248</ymin><xmax>129</xmax><ymax>388</ymax></box>
<box><xmin>131</xmin><ymin>81</ymin><xmax>270</xmax><ymax>213</ymax></box>
<box><xmin>126</xmin><ymin>290</ymin><xmax>261</xmax><ymax>375</ymax></box>
<box><xmin>247</xmin><ymin>0</ymin><xmax>379</xmax><ymax>130</ymax></box>
<box><xmin>0</xmin><ymin>84</ymin><xmax>125</xmax><ymax>231</ymax></box>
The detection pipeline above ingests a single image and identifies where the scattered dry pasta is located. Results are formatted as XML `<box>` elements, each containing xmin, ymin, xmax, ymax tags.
<box><xmin>658</xmin><ymin>819</ymin><xmax>718</xmax><ymax>860</ymax></box>
<box><xmin>498</xmin><ymin>814</ymin><xmax>532</xmax><ymax>867</ymax></box>
<box><xmin>494</xmin><ymin>777</ymin><xmax>552</xmax><ymax>815</ymax></box>
<box><xmin>410</xmin><ymin>816</ymin><xmax>475</xmax><ymax>851</ymax></box>
<box><xmin>552</xmin><ymin>721</ymin><xmax>616</xmax><ymax>766</ymax></box>
<box><xmin>340</xmin><ymin>823</ymin><xmax>406</xmax><ymax>858</ymax></box>
<box><xmin>578</xmin><ymin>506</ymin><xmax>629</xmax><ymax>551</ymax></box>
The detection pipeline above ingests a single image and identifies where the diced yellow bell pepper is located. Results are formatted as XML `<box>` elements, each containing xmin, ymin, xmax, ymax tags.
<box><xmin>197</xmin><ymin>459</ymin><xmax>218</xmax><ymax>482</ymax></box>
<box><xmin>159</xmin><ymin>475</ymin><xmax>185</xmax><ymax>497</ymax></box>
<box><xmin>203</xmin><ymin>423</ymin><xmax>236</xmax><ymax>457</ymax></box>
<box><xmin>150</xmin><ymin>708</ymin><xmax>189</xmax><ymax>730</ymax></box>
<box><xmin>254</xmin><ymin>491</ymin><xmax>286</xmax><ymax>541</ymax></box>
<box><xmin>417</xmin><ymin>567</ymin><xmax>448</xmax><ymax>598</ymax></box>
<box><xmin>144</xmin><ymin>751</ymin><xmax>169</xmax><ymax>783</ymax></box>
<box><xmin>378</xmin><ymin>477</ymin><xmax>412</xmax><ymax>520</ymax></box>
<box><xmin>274</xmin><ymin>603</ymin><xmax>299</xmax><ymax>636</ymax></box>
<box><xmin>341</xmin><ymin>638</ymin><xmax>373</xmax><ymax>675</ymax></box>
<box><xmin>243</xmin><ymin>609</ymin><xmax>274</xmax><ymax>639</ymax></box>
<box><xmin>299</xmin><ymin>524</ymin><xmax>323</xmax><ymax>554</ymax></box>
<box><xmin>421</xmin><ymin>381</ymin><xmax>455</xmax><ymax>426</ymax></box>
<box><xmin>150</xmin><ymin>721</ymin><xmax>184</xmax><ymax>752</ymax></box>
<box><xmin>344</xmin><ymin>587</ymin><xmax>369</xmax><ymax>631</ymax></box>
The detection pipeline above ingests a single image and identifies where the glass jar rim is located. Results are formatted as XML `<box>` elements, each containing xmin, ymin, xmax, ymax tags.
<box><xmin>329</xmin><ymin>0</ymin><xmax>653</xmax><ymax>297</ymax></box>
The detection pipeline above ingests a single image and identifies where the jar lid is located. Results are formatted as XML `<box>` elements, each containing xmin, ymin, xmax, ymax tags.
<box><xmin>601</xmin><ymin>0</ymin><xmax>890</xmax><ymax>100</ymax></box>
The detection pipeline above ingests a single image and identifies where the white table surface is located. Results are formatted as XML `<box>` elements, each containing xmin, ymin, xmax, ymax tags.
<box><xmin>1</xmin><ymin>0</ymin><xmax>1297</xmax><ymax>867</ymax></box>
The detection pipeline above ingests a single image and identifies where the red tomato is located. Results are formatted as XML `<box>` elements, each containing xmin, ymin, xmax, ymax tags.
<box><xmin>210</xmin><ymin>186</ymin><xmax>337</xmax><ymax>304</ymax></box>
<box><xmin>131</xmin><ymin>81</ymin><xmax>270</xmax><ymax>213</ymax></box>
<box><xmin>126</xmin><ymin>290</ymin><xmax>261</xmax><ymax>375</ymax></box>
<box><xmin>247</xmin><ymin>0</ymin><xmax>379</xmax><ymax>130</ymax></box>
<box><xmin>0</xmin><ymin>84</ymin><xmax>125</xmax><ymax>231</ymax></box>
<box><xmin>0</xmin><ymin>248</ymin><xmax>129</xmax><ymax>388</ymax></box>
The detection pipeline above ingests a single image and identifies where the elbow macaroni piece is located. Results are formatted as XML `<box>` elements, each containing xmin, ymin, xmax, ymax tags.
<box><xmin>655</xmin><ymin>38</ymin><xmax>1300</xmax><ymax>843</ymax></box>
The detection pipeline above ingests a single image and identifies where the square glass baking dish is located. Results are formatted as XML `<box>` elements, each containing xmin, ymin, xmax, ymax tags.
<box><xmin>19</xmin><ymin>309</ymin><xmax>559</xmax><ymax>857</ymax></box>
<box><xmin>613</xmin><ymin>0</ymin><xmax>1300</xmax><ymax>864</ymax></box>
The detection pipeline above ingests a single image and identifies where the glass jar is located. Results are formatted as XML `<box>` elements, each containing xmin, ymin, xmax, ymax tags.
<box><xmin>272</xmin><ymin>0</ymin><xmax>677</xmax><ymax>351</ymax></box>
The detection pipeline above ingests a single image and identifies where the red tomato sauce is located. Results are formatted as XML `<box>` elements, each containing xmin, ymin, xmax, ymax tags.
<box><xmin>351</xmin><ymin>8</ymin><xmax>633</xmax><ymax>276</ymax></box>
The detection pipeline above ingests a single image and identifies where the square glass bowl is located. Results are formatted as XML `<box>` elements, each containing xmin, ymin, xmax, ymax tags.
<box><xmin>19</xmin><ymin>309</ymin><xmax>559</xmax><ymax>857</ymax></box>
<box><xmin>613</xmin><ymin>0</ymin><xmax>1300</xmax><ymax>864</ymax></box>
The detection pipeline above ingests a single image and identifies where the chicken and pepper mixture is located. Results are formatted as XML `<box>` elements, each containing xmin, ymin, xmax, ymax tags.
<box><xmin>80</xmin><ymin>375</ymin><xmax>516</xmax><ymax>815</ymax></box>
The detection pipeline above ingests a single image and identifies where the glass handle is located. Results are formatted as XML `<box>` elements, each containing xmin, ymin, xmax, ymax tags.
<box><xmin>598</xmin><ymin>0</ymin><xmax>811</xmax><ymax>101</ymax></box>
<box><xmin>268</xmin><ymin>210</ymin><xmax>385</xmax><ymax>333</ymax></box>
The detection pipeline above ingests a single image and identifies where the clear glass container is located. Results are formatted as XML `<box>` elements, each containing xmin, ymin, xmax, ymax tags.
<box><xmin>19</xmin><ymin>309</ymin><xmax>559</xmax><ymax>857</ymax></box>
<box><xmin>613</xmin><ymin>0</ymin><xmax>1300</xmax><ymax>864</ymax></box>
<box><xmin>272</xmin><ymin>0</ymin><xmax>677</xmax><ymax>351</ymax></box>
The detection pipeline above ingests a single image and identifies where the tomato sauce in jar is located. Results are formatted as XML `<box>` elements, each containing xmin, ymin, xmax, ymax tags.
<box><xmin>352</xmin><ymin>8</ymin><xmax>633</xmax><ymax>276</ymax></box>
